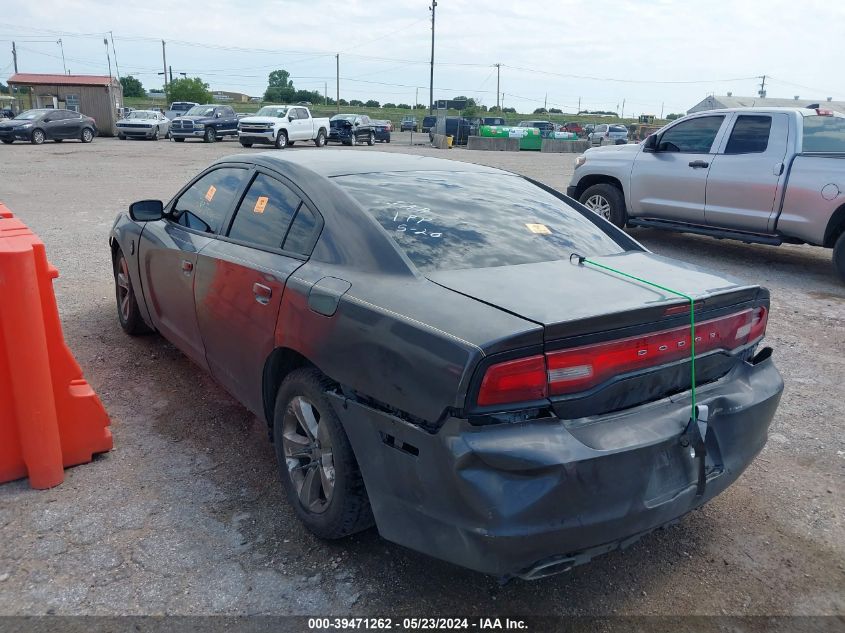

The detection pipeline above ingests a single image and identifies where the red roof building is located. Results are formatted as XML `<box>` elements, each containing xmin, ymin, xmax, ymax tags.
<box><xmin>7</xmin><ymin>73</ymin><xmax>124</xmax><ymax>136</ymax></box>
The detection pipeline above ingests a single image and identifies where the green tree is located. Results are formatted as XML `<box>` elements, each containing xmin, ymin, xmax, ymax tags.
<box><xmin>268</xmin><ymin>69</ymin><xmax>293</xmax><ymax>89</ymax></box>
<box><xmin>120</xmin><ymin>75</ymin><xmax>145</xmax><ymax>98</ymax></box>
<box><xmin>166</xmin><ymin>77</ymin><xmax>211</xmax><ymax>104</ymax></box>
<box><xmin>533</xmin><ymin>107</ymin><xmax>548</xmax><ymax>114</ymax></box>
<box><xmin>383</xmin><ymin>103</ymin><xmax>396</xmax><ymax>109</ymax></box>
<box><xmin>349</xmin><ymin>99</ymin><xmax>364</xmax><ymax>107</ymax></box>
<box><xmin>0</xmin><ymin>82</ymin><xmax>8</xmax><ymax>94</ymax></box>
<box><xmin>549</xmin><ymin>107</ymin><xmax>562</xmax><ymax>114</ymax></box>
<box><xmin>339</xmin><ymin>98</ymin><xmax>349</xmax><ymax>106</ymax></box>
<box><xmin>397</xmin><ymin>103</ymin><xmax>412</xmax><ymax>109</ymax></box>
<box><xmin>503</xmin><ymin>107</ymin><xmax>516</xmax><ymax>113</ymax></box>
<box><xmin>265</xmin><ymin>86</ymin><xmax>296</xmax><ymax>103</ymax></box>
<box><xmin>365</xmin><ymin>99</ymin><xmax>380</xmax><ymax>108</ymax></box>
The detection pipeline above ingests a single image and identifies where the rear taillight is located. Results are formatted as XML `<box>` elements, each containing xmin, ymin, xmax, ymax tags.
<box><xmin>477</xmin><ymin>355</ymin><xmax>547</xmax><ymax>406</ymax></box>
<box><xmin>476</xmin><ymin>307</ymin><xmax>767</xmax><ymax>407</ymax></box>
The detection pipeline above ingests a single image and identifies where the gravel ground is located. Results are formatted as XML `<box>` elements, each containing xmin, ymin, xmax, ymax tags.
<box><xmin>0</xmin><ymin>133</ymin><xmax>842</xmax><ymax>618</ymax></box>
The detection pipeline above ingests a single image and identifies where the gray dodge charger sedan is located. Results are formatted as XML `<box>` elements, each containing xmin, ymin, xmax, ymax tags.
<box><xmin>109</xmin><ymin>151</ymin><xmax>783</xmax><ymax>579</ymax></box>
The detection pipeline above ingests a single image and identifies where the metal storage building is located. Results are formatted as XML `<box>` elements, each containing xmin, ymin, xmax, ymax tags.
<box><xmin>6</xmin><ymin>73</ymin><xmax>124</xmax><ymax>136</ymax></box>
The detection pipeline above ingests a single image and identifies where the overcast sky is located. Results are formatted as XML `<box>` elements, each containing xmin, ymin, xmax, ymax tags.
<box><xmin>1</xmin><ymin>0</ymin><xmax>842</xmax><ymax>115</ymax></box>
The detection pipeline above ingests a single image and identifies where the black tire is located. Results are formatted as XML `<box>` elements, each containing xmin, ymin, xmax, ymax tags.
<box><xmin>314</xmin><ymin>129</ymin><xmax>326</xmax><ymax>147</ymax></box>
<box><xmin>113</xmin><ymin>248</ymin><xmax>152</xmax><ymax>336</ymax></box>
<box><xmin>152</xmin><ymin>126</ymin><xmax>159</xmax><ymax>141</ymax></box>
<box><xmin>174</xmin><ymin>137</ymin><xmax>185</xmax><ymax>142</ymax></box>
<box><xmin>833</xmin><ymin>232</ymin><xmax>845</xmax><ymax>283</ymax></box>
<box><xmin>273</xmin><ymin>368</ymin><xmax>373</xmax><ymax>540</ymax></box>
<box><xmin>204</xmin><ymin>127</ymin><xmax>216</xmax><ymax>143</ymax></box>
<box><xmin>239</xmin><ymin>141</ymin><xmax>253</xmax><ymax>148</ymax></box>
<box><xmin>31</xmin><ymin>128</ymin><xmax>45</xmax><ymax>145</ymax></box>
<box><xmin>367</xmin><ymin>132</ymin><xmax>375</xmax><ymax>146</ymax></box>
<box><xmin>386</xmin><ymin>138</ymin><xmax>390</xmax><ymax>143</ymax></box>
<box><xmin>1</xmin><ymin>139</ymin><xmax>12</xmax><ymax>144</ymax></box>
<box><xmin>165</xmin><ymin>130</ymin><xmax>171</xmax><ymax>139</ymax></box>
<box><xmin>80</xmin><ymin>127</ymin><xmax>94</xmax><ymax>143</ymax></box>
<box><xmin>118</xmin><ymin>133</ymin><xmax>126</xmax><ymax>140</ymax></box>
<box><xmin>275</xmin><ymin>130</ymin><xmax>288</xmax><ymax>149</ymax></box>
<box><xmin>348</xmin><ymin>133</ymin><xmax>356</xmax><ymax>147</ymax></box>
<box><xmin>579</xmin><ymin>183</ymin><xmax>627</xmax><ymax>229</ymax></box>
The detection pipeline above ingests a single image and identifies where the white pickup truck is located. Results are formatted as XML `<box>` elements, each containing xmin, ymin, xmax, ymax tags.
<box><xmin>237</xmin><ymin>105</ymin><xmax>330</xmax><ymax>149</ymax></box>
<box><xmin>568</xmin><ymin>107</ymin><xmax>845</xmax><ymax>281</ymax></box>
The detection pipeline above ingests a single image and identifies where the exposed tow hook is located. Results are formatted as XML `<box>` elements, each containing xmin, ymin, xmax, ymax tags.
<box><xmin>680</xmin><ymin>404</ymin><xmax>709</xmax><ymax>496</ymax></box>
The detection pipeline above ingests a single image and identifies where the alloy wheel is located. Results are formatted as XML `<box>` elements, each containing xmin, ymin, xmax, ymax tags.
<box><xmin>282</xmin><ymin>396</ymin><xmax>335</xmax><ymax>513</ymax></box>
<box><xmin>116</xmin><ymin>256</ymin><xmax>132</xmax><ymax>322</ymax></box>
<box><xmin>81</xmin><ymin>128</ymin><xmax>93</xmax><ymax>143</ymax></box>
<box><xmin>584</xmin><ymin>194</ymin><xmax>612</xmax><ymax>220</ymax></box>
<box><xmin>32</xmin><ymin>129</ymin><xmax>45</xmax><ymax>144</ymax></box>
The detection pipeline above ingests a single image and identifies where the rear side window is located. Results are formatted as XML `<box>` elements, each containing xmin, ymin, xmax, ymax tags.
<box><xmin>283</xmin><ymin>206</ymin><xmax>319</xmax><ymax>255</ymax></box>
<box><xmin>657</xmin><ymin>116</ymin><xmax>724</xmax><ymax>152</ymax></box>
<box><xmin>802</xmin><ymin>115</ymin><xmax>845</xmax><ymax>152</ymax></box>
<box><xmin>334</xmin><ymin>171</ymin><xmax>625</xmax><ymax>272</ymax></box>
<box><xmin>173</xmin><ymin>167</ymin><xmax>248</xmax><ymax>233</ymax></box>
<box><xmin>228</xmin><ymin>173</ymin><xmax>301</xmax><ymax>249</ymax></box>
<box><xmin>725</xmin><ymin>115</ymin><xmax>771</xmax><ymax>154</ymax></box>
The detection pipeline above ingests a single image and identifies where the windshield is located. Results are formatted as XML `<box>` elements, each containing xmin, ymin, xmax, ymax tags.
<box><xmin>334</xmin><ymin>171</ymin><xmax>624</xmax><ymax>272</ymax></box>
<box><xmin>331</xmin><ymin>114</ymin><xmax>356</xmax><ymax>122</ymax></box>
<box><xmin>171</xmin><ymin>103</ymin><xmax>193</xmax><ymax>111</ymax></box>
<box><xmin>802</xmin><ymin>115</ymin><xmax>845</xmax><ymax>152</ymax></box>
<box><xmin>256</xmin><ymin>106</ymin><xmax>288</xmax><ymax>117</ymax></box>
<box><xmin>128</xmin><ymin>111</ymin><xmax>157</xmax><ymax>120</ymax></box>
<box><xmin>610</xmin><ymin>125</ymin><xmax>629</xmax><ymax>133</ymax></box>
<box><xmin>14</xmin><ymin>110</ymin><xmax>44</xmax><ymax>120</ymax></box>
<box><xmin>185</xmin><ymin>106</ymin><xmax>215</xmax><ymax>117</ymax></box>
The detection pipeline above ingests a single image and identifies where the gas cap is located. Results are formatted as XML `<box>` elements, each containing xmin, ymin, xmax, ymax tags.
<box><xmin>821</xmin><ymin>183</ymin><xmax>840</xmax><ymax>201</ymax></box>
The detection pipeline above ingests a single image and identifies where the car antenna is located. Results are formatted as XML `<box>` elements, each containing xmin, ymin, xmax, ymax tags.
<box><xmin>570</xmin><ymin>253</ymin><xmax>709</xmax><ymax>496</ymax></box>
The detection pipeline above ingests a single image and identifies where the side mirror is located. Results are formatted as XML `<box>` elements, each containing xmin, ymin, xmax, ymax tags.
<box><xmin>129</xmin><ymin>200</ymin><xmax>164</xmax><ymax>222</ymax></box>
<box><xmin>643</xmin><ymin>134</ymin><xmax>658</xmax><ymax>152</ymax></box>
<box><xmin>43</xmin><ymin>118</ymin><xmax>51</xmax><ymax>123</ymax></box>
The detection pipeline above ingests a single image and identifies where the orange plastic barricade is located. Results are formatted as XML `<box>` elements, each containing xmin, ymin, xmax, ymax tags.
<box><xmin>0</xmin><ymin>202</ymin><xmax>112</xmax><ymax>489</ymax></box>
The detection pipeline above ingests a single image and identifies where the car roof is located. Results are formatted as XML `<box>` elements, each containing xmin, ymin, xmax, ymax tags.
<box><xmin>219</xmin><ymin>150</ymin><xmax>506</xmax><ymax>178</ymax></box>
<box><xmin>691</xmin><ymin>106</ymin><xmax>844</xmax><ymax>118</ymax></box>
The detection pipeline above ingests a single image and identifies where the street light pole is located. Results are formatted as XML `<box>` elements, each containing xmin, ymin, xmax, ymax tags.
<box><xmin>429</xmin><ymin>0</ymin><xmax>437</xmax><ymax>113</ymax></box>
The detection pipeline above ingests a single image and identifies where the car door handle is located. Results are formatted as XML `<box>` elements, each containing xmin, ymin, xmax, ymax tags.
<box><xmin>181</xmin><ymin>259</ymin><xmax>193</xmax><ymax>275</ymax></box>
<box><xmin>688</xmin><ymin>160</ymin><xmax>709</xmax><ymax>168</ymax></box>
<box><xmin>253</xmin><ymin>283</ymin><xmax>272</xmax><ymax>305</ymax></box>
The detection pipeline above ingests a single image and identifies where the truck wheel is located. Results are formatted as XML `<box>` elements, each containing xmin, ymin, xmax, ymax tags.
<box><xmin>273</xmin><ymin>368</ymin><xmax>374</xmax><ymax>539</ymax></box>
<box><xmin>579</xmin><ymin>183</ymin><xmax>627</xmax><ymax>229</ymax></box>
<box><xmin>833</xmin><ymin>232</ymin><xmax>845</xmax><ymax>283</ymax></box>
<box><xmin>314</xmin><ymin>130</ymin><xmax>326</xmax><ymax>147</ymax></box>
<box><xmin>275</xmin><ymin>130</ymin><xmax>288</xmax><ymax>149</ymax></box>
<box><xmin>204</xmin><ymin>127</ymin><xmax>216</xmax><ymax>143</ymax></box>
<box><xmin>239</xmin><ymin>141</ymin><xmax>253</xmax><ymax>148</ymax></box>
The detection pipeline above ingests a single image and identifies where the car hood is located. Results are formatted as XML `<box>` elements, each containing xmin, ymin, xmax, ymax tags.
<box><xmin>173</xmin><ymin>115</ymin><xmax>212</xmax><ymax>122</ymax></box>
<box><xmin>239</xmin><ymin>116</ymin><xmax>282</xmax><ymax>124</ymax></box>
<box><xmin>426</xmin><ymin>251</ymin><xmax>760</xmax><ymax>341</ymax></box>
<box><xmin>0</xmin><ymin>119</ymin><xmax>36</xmax><ymax>128</ymax></box>
<box><xmin>585</xmin><ymin>142</ymin><xmax>640</xmax><ymax>156</ymax></box>
<box><xmin>118</xmin><ymin>118</ymin><xmax>155</xmax><ymax>125</ymax></box>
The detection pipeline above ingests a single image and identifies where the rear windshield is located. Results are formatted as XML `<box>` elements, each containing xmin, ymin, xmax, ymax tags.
<box><xmin>802</xmin><ymin>115</ymin><xmax>845</xmax><ymax>152</ymax></box>
<box><xmin>610</xmin><ymin>125</ymin><xmax>629</xmax><ymax>133</ymax></box>
<box><xmin>333</xmin><ymin>171</ymin><xmax>624</xmax><ymax>272</ymax></box>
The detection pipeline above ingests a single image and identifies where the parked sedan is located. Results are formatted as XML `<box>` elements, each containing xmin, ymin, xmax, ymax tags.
<box><xmin>328</xmin><ymin>114</ymin><xmax>375</xmax><ymax>145</ymax></box>
<box><xmin>373</xmin><ymin>119</ymin><xmax>392</xmax><ymax>143</ymax></box>
<box><xmin>589</xmin><ymin>123</ymin><xmax>630</xmax><ymax>146</ymax></box>
<box><xmin>109</xmin><ymin>151</ymin><xmax>782</xmax><ymax>580</ymax></box>
<box><xmin>116</xmin><ymin>110</ymin><xmax>171</xmax><ymax>140</ymax></box>
<box><xmin>0</xmin><ymin>108</ymin><xmax>97</xmax><ymax>144</ymax></box>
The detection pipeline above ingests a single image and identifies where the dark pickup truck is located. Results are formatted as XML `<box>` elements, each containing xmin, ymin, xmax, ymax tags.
<box><xmin>170</xmin><ymin>104</ymin><xmax>239</xmax><ymax>143</ymax></box>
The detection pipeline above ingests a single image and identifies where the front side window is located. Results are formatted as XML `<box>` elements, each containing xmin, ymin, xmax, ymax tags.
<box><xmin>725</xmin><ymin>115</ymin><xmax>772</xmax><ymax>154</ymax></box>
<box><xmin>296</xmin><ymin>108</ymin><xmax>309</xmax><ymax>119</ymax></box>
<box><xmin>658</xmin><ymin>116</ymin><xmax>724</xmax><ymax>153</ymax></box>
<box><xmin>173</xmin><ymin>167</ymin><xmax>248</xmax><ymax>233</ymax></box>
<box><xmin>227</xmin><ymin>174</ymin><xmax>301</xmax><ymax>249</ymax></box>
<box><xmin>334</xmin><ymin>171</ymin><xmax>625</xmax><ymax>273</ymax></box>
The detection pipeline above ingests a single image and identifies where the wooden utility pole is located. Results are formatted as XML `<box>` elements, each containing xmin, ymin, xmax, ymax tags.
<box><xmin>335</xmin><ymin>54</ymin><xmax>340</xmax><ymax>113</ymax></box>
<box><xmin>12</xmin><ymin>41</ymin><xmax>18</xmax><ymax>72</ymax></box>
<box><xmin>429</xmin><ymin>0</ymin><xmax>437</xmax><ymax>113</ymax></box>
<box><xmin>161</xmin><ymin>40</ymin><xmax>168</xmax><ymax>94</ymax></box>
<box><xmin>110</xmin><ymin>32</ymin><xmax>121</xmax><ymax>82</ymax></box>
<box><xmin>495</xmin><ymin>63</ymin><xmax>501</xmax><ymax>110</ymax></box>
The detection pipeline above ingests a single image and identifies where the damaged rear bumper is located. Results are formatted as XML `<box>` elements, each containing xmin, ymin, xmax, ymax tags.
<box><xmin>329</xmin><ymin>354</ymin><xmax>783</xmax><ymax>578</ymax></box>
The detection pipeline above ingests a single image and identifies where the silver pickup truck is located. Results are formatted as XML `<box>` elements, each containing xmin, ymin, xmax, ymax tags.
<box><xmin>567</xmin><ymin>107</ymin><xmax>845</xmax><ymax>281</ymax></box>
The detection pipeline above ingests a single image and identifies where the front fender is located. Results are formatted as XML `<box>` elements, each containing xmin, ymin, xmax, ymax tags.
<box><xmin>110</xmin><ymin>213</ymin><xmax>155</xmax><ymax>330</ymax></box>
